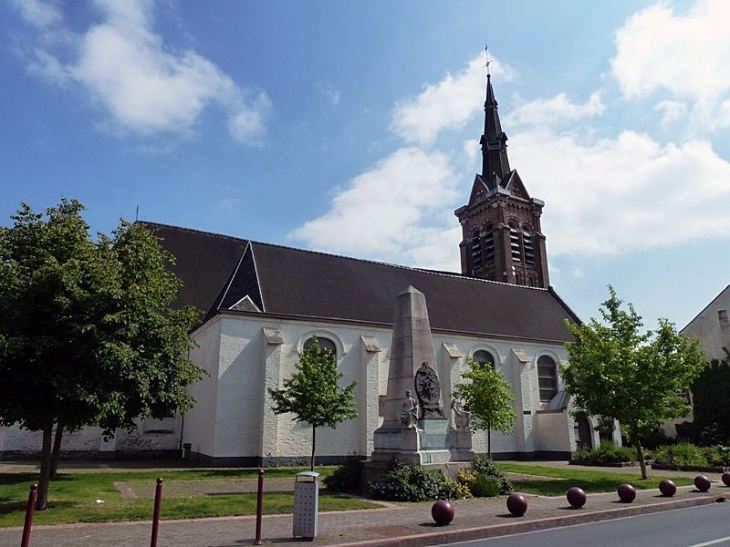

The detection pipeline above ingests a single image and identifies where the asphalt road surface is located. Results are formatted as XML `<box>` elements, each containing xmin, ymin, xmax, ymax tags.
<box><xmin>440</xmin><ymin>503</ymin><xmax>730</xmax><ymax>547</ymax></box>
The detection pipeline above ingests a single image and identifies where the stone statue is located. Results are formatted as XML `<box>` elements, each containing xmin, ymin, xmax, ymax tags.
<box><xmin>450</xmin><ymin>393</ymin><xmax>471</xmax><ymax>429</ymax></box>
<box><xmin>401</xmin><ymin>390</ymin><xmax>419</xmax><ymax>430</ymax></box>
<box><xmin>414</xmin><ymin>361</ymin><xmax>444</xmax><ymax>419</ymax></box>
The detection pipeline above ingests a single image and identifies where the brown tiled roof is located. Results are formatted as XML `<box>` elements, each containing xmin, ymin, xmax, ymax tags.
<box><xmin>142</xmin><ymin>222</ymin><xmax>579</xmax><ymax>343</ymax></box>
<box><xmin>138</xmin><ymin>222</ymin><xmax>248</xmax><ymax>316</ymax></box>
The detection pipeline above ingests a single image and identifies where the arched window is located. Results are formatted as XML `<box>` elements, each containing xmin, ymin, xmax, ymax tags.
<box><xmin>304</xmin><ymin>336</ymin><xmax>337</xmax><ymax>356</ymax></box>
<box><xmin>509</xmin><ymin>222</ymin><xmax>522</xmax><ymax>263</ymax></box>
<box><xmin>537</xmin><ymin>355</ymin><xmax>558</xmax><ymax>402</ymax></box>
<box><xmin>522</xmin><ymin>224</ymin><xmax>535</xmax><ymax>266</ymax></box>
<box><xmin>473</xmin><ymin>350</ymin><xmax>495</xmax><ymax>369</ymax></box>
<box><xmin>471</xmin><ymin>231</ymin><xmax>482</xmax><ymax>270</ymax></box>
<box><xmin>483</xmin><ymin>224</ymin><xmax>495</xmax><ymax>264</ymax></box>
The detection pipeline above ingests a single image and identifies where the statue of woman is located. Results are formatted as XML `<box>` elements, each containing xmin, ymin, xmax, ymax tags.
<box><xmin>401</xmin><ymin>390</ymin><xmax>418</xmax><ymax>429</ymax></box>
<box><xmin>450</xmin><ymin>393</ymin><xmax>471</xmax><ymax>429</ymax></box>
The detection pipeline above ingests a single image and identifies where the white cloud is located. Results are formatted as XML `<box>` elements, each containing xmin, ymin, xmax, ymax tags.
<box><xmin>290</xmin><ymin>54</ymin><xmax>512</xmax><ymax>270</ymax></box>
<box><xmin>317</xmin><ymin>83</ymin><xmax>341</xmax><ymax>107</ymax></box>
<box><xmin>654</xmin><ymin>100</ymin><xmax>687</xmax><ymax>129</ymax></box>
<box><xmin>12</xmin><ymin>0</ymin><xmax>270</xmax><ymax>144</ymax></box>
<box><xmin>11</xmin><ymin>0</ymin><xmax>62</xmax><ymax>28</ymax></box>
<box><xmin>390</xmin><ymin>53</ymin><xmax>514</xmax><ymax>146</ymax></box>
<box><xmin>612</xmin><ymin>0</ymin><xmax>730</xmax><ymax>127</ymax></box>
<box><xmin>506</xmin><ymin>92</ymin><xmax>604</xmax><ymax>128</ymax></box>
<box><xmin>509</xmin><ymin>127</ymin><xmax>730</xmax><ymax>256</ymax></box>
<box><xmin>227</xmin><ymin>93</ymin><xmax>272</xmax><ymax>145</ymax></box>
<box><xmin>289</xmin><ymin>147</ymin><xmax>459</xmax><ymax>266</ymax></box>
<box><xmin>218</xmin><ymin>198</ymin><xmax>242</xmax><ymax>211</ymax></box>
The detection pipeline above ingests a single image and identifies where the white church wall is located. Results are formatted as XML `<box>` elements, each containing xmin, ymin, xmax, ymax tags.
<box><xmin>269</xmin><ymin>321</ymin><xmax>389</xmax><ymax>462</ymax></box>
<box><xmin>213</xmin><ymin>317</ymin><xmax>266</xmax><ymax>458</ymax></box>
<box><xmin>184</xmin><ymin>317</ymin><xmax>223</xmax><ymax>459</ymax></box>
<box><xmin>533</xmin><ymin>411</ymin><xmax>572</xmax><ymax>453</ymax></box>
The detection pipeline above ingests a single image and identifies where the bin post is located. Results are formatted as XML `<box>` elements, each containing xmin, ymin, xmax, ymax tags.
<box><xmin>292</xmin><ymin>471</ymin><xmax>319</xmax><ymax>540</ymax></box>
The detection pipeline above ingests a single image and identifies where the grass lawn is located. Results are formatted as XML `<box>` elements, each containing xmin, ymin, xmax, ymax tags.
<box><xmin>499</xmin><ymin>463</ymin><xmax>695</xmax><ymax>496</ymax></box>
<box><xmin>0</xmin><ymin>468</ymin><xmax>378</xmax><ymax>528</ymax></box>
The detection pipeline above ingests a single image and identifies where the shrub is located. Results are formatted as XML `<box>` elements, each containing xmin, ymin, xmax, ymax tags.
<box><xmin>366</xmin><ymin>461</ymin><xmax>469</xmax><ymax>502</ymax></box>
<box><xmin>704</xmin><ymin>445</ymin><xmax>730</xmax><ymax>467</ymax></box>
<box><xmin>653</xmin><ymin>443</ymin><xmax>707</xmax><ymax>466</ymax></box>
<box><xmin>472</xmin><ymin>457</ymin><xmax>514</xmax><ymax>495</ymax></box>
<box><xmin>323</xmin><ymin>457</ymin><xmax>361</xmax><ymax>492</ymax></box>
<box><xmin>456</xmin><ymin>468</ymin><xmax>502</xmax><ymax>497</ymax></box>
<box><xmin>572</xmin><ymin>440</ymin><xmax>638</xmax><ymax>464</ymax></box>
<box><xmin>472</xmin><ymin>474</ymin><xmax>501</xmax><ymax>497</ymax></box>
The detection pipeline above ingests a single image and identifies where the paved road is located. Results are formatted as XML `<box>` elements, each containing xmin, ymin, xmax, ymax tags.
<box><xmin>440</xmin><ymin>503</ymin><xmax>730</xmax><ymax>547</ymax></box>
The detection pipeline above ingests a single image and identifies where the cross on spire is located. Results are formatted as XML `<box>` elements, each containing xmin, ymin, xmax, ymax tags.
<box><xmin>484</xmin><ymin>44</ymin><xmax>492</xmax><ymax>75</ymax></box>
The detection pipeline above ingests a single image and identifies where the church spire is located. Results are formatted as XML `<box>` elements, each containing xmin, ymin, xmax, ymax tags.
<box><xmin>480</xmin><ymin>73</ymin><xmax>511</xmax><ymax>189</ymax></box>
<box><xmin>454</xmin><ymin>56</ymin><xmax>550</xmax><ymax>289</ymax></box>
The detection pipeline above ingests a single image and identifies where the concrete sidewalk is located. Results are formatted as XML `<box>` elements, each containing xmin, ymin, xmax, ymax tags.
<box><xmin>1</xmin><ymin>482</ymin><xmax>728</xmax><ymax>547</ymax></box>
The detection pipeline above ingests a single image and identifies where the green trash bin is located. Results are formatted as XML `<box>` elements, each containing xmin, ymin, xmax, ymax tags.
<box><xmin>182</xmin><ymin>443</ymin><xmax>192</xmax><ymax>460</ymax></box>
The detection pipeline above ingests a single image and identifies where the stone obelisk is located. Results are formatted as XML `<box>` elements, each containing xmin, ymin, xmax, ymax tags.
<box><xmin>371</xmin><ymin>286</ymin><xmax>449</xmax><ymax>464</ymax></box>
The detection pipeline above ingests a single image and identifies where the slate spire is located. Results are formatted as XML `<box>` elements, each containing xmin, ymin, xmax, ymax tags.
<box><xmin>454</xmin><ymin>67</ymin><xmax>550</xmax><ymax>289</ymax></box>
<box><xmin>479</xmin><ymin>74</ymin><xmax>511</xmax><ymax>190</ymax></box>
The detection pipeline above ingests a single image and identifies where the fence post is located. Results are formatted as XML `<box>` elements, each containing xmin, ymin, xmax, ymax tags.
<box><xmin>252</xmin><ymin>468</ymin><xmax>264</xmax><ymax>545</ymax></box>
<box><xmin>20</xmin><ymin>483</ymin><xmax>38</xmax><ymax>547</ymax></box>
<box><xmin>150</xmin><ymin>477</ymin><xmax>164</xmax><ymax>547</ymax></box>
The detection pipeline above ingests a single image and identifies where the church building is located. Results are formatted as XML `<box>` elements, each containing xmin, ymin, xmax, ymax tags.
<box><xmin>0</xmin><ymin>74</ymin><xmax>598</xmax><ymax>463</ymax></box>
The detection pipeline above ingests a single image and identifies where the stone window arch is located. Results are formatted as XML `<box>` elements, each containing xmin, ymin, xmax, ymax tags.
<box><xmin>472</xmin><ymin>349</ymin><xmax>496</xmax><ymax>369</ymax></box>
<box><xmin>537</xmin><ymin>354</ymin><xmax>558</xmax><ymax>402</ymax></box>
<box><xmin>303</xmin><ymin>336</ymin><xmax>337</xmax><ymax>356</ymax></box>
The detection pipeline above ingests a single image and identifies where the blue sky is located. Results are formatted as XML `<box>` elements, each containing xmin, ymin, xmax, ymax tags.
<box><xmin>2</xmin><ymin>0</ymin><xmax>730</xmax><ymax>332</ymax></box>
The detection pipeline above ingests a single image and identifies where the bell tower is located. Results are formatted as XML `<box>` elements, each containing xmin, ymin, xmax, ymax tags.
<box><xmin>454</xmin><ymin>73</ymin><xmax>549</xmax><ymax>288</ymax></box>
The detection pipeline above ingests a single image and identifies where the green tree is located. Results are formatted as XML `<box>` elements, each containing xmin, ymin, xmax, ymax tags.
<box><xmin>268</xmin><ymin>336</ymin><xmax>357</xmax><ymax>471</ymax></box>
<box><xmin>454</xmin><ymin>357</ymin><xmax>516</xmax><ymax>458</ymax></box>
<box><xmin>0</xmin><ymin>199</ymin><xmax>204</xmax><ymax>509</ymax></box>
<box><xmin>562</xmin><ymin>286</ymin><xmax>704</xmax><ymax>479</ymax></box>
<box><xmin>689</xmin><ymin>348</ymin><xmax>730</xmax><ymax>445</ymax></box>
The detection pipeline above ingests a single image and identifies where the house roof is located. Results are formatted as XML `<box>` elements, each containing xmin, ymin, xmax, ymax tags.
<box><xmin>141</xmin><ymin>221</ymin><xmax>580</xmax><ymax>343</ymax></box>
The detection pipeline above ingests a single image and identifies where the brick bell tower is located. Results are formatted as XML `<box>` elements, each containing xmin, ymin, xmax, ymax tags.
<box><xmin>454</xmin><ymin>73</ymin><xmax>549</xmax><ymax>288</ymax></box>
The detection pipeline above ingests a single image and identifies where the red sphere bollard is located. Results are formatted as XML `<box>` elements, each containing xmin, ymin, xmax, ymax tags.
<box><xmin>694</xmin><ymin>475</ymin><xmax>711</xmax><ymax>492</ymax></box>
<box><xmin>659</xmin><ymin>479</ymin><xmax>676</xmax><ymax>497</ymax></box>
<box><xmin>506</xmin><ymin>493</ymin><xmax>528</xmax><ymax>517</ymax></box>
<box><xmin>722</xmin><ymin>472</ymin><xmax>730</xmax><ymax>487</ymax></box>
<box><xmin>566</xmin><ymin>486</ymin><xmax>587</xmax><ymax>508</ymax></box>
<box><xmin>431</xmin><ymin>499</ymin><xmax>454</xmax><ymax>526</ymax></box>
<box><xmin>617</xmin><ymin>483</ymin><xmax>636</xmax><ymax>503</ymax></box>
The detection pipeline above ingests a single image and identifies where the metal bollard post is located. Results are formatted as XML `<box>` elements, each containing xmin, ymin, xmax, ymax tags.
<box><xmin>20</xmin><ymin>484</ymin><xmax>38</xmax><ymax>547</ymax></box>
<box><xmin>252</xmin><ymin>469</ymin><xmax>264</xmax><ymax>545</ymax></box>
<box><xmin>150</xmin><ymin>477</ymin><xmax>164</xmax><ymax>547</ymax></box>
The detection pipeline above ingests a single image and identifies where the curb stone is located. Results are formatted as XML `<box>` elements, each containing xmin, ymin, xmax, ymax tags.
<box><xmin>326</xmin><ymin>495</ymin><xmax>727</xmax><ymax>547</ymax></box>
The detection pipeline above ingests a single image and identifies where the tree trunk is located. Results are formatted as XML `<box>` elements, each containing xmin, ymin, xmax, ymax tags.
<box><xmin>50</xmin><ymin>422</ymin><xmax>64</xmax><ymax>480</ymax></box>
<box><xmin>310</xmin><ymin>425</ymin><xmax>316</xmax><ymax>472</ymax></box>
<box><xmin>36</xmin><ymin>417</ymin><xmax>54</xmax><ymax>511</ymax></box>
<box><xmin>487</xmin><ymin>420</ymin><xmax>492</xmax><ymax>459</ymax></box>
<box><xmin>633</xmin><ymin>436</ymin><xmax>648</xmax><ymax>480</ymax></box>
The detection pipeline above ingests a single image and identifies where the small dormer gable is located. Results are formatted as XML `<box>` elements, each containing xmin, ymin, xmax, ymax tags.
<box><xmin>468</xmin><ymin>174</ymin><xmax>491</xmax><ymax>206</ymax></box>
<box><xmin>503</xmin><ymin>170</ymin><xmax>531</xmax><ymax>201</ymax></box>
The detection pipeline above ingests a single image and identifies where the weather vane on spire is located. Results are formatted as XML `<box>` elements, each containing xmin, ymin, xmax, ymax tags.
<box><xmin>484</xmin><ymin>44</ymin><xmax>492</xmax><ymax>76</ymax></box>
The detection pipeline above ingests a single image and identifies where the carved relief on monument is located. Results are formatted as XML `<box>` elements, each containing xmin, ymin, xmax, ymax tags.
<box><xmin>414</xmin><ymin>361</ymin><xmax>444</xmax><ymax>419</ymax></box>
